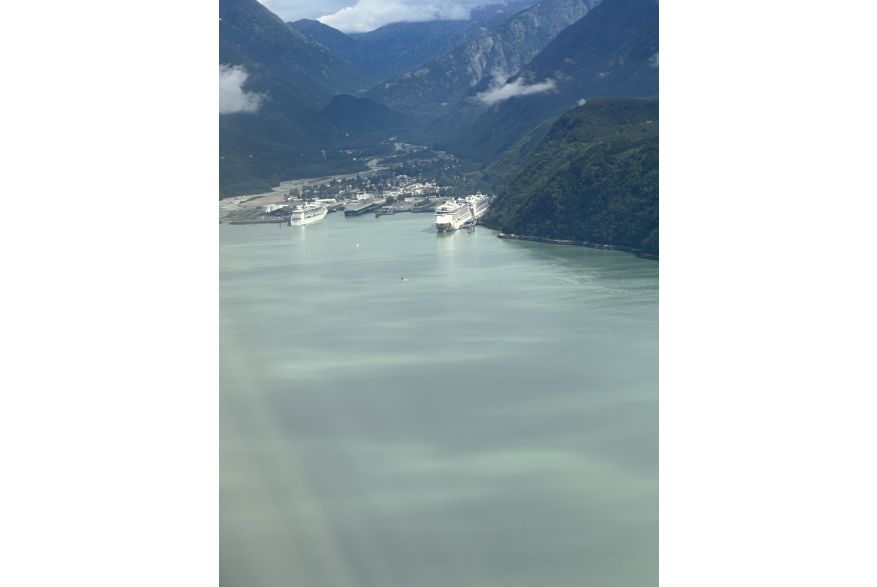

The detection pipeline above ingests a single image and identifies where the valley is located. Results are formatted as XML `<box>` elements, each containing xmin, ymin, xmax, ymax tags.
<box><xmin>219</xmin><ymin>0</ymin><xmax>658</xmax><ymax>256</ymax></box>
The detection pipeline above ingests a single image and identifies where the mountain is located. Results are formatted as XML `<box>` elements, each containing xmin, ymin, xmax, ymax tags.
<box><xmin>288</xmin><ymin>1</ymin><xmax>540</xmax><ymax>82</ymax></box>
<box><xmin>483</xmin><ymin>98</ymin><xmax>658</xmax><ymax>255</ymax></box>
<box><xmin>219</xmin><ymin>0</ymin><xmax>409</xmax><ymax>197</ymax></box>
<box><xmin>351</xmin><ymin>0</ymin><xmax>540</xmax><ymax>81</ymax></box>
<box><xmin>220</xmin><ymin>0</ymin><xmax>376</xmax><ymax>95</ymax></box>
<box><xmin>320</xmin><ymin>94</ymin><xmax>411</xmax><ymax>134</ymax></box>
<box><xmin>364</xmin><ymin>0</ymin><xmax>601</xmax><ymax>123</ymax></box>
<box><xmin>441</xmin><ymin>0</ymin><xmax>658</xmax><ymax>163</ymax></box>
<box><xmin>287</xmin><ymin>19</ymin><xmax>378</xmax><ymax>74</ymax></box>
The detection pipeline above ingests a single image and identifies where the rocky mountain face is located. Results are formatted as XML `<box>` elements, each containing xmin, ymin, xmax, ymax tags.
<box><xmin>444</xmin><ymin>0</ymin><xmax>659</xmax><ymax>163</ymax></box>
<box><xmin>364</xmin><ymin>0</ymin><xmax>602</xmax><ymax>122</ymax></box>
<box><xmin>288</xmin><ymin>1</ymin><xmax>540</xmax><ymax>82</ymax></box>
<box><xmin>351</xmin><ymin>0</ymin><xmax>540</xmax><ymax>81</ymax></box>
<box><xmin>220</xmin><ymin>0</ymin><xmax>376</xmax><ymax>95</ymax></box>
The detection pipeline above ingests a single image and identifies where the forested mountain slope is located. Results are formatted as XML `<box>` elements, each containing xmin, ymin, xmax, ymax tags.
<box><xmin>287</xmin><ymin>19</ymin><xmax>379</xmax><ymax>75</ymax></box>
<box><xmin>443</xmin><ymin>0</ymin><xmax>658</xmax><ymax>163</ymax></box>
<box><xmin>220</xmin><ymin>0</ymin><xmax>376</xmax><ymax>95</ymax></box>
<box><xmin>219</xmin><ymin>0</ymin><xmax>407</xmax><ymax>197</ymax></box>
<box><xmin>483</xmin><ymin>98</ymin><xmax>658</xmax><ymax>255</ymax></box>
<box><xmin>364</xmin><ymin>0</ymin><xmax>601</xmax><ymax>122</ymax></box>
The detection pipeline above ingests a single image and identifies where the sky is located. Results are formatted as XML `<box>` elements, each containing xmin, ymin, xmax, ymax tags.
<box><xmin>258</xmin><ymin>0</ymin><xmax>501</xmax><ymax>33</ymax></box>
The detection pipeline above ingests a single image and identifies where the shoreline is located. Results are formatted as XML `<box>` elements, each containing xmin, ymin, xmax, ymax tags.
<box><xmin>476</xmin><ymin>222</ymin><xmax>658</xmax><ymax>261</ymax></box>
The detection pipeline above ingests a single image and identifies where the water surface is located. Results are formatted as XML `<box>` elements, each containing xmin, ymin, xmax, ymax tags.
<box><xmin>220</xmin><ymin>212</ymin><xmax>658</xmax><ymax>587</ymax></box>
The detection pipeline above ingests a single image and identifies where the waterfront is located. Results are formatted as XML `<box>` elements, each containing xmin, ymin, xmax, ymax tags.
<box><xmin>220</xmin><ymin>212</ymin><xmax>659</xmax><ymax>587</ymax></box>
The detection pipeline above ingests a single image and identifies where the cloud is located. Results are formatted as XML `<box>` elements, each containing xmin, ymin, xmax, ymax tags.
<box><xmin>649</xmin><ymin>52</ymin><xmax>659</xmax><ymax>68</ymax></box>
<box><xmin>577</xmin><ymin>98</ymin><xmax>586</xmax><ymax>106</ymax></box>
<box><xmin>474</xmin><ymin>76</ymin><xmax>557</xmax><ymax>106</ymax></box>
<box><xmin>219</xmin><ymin>65</ymin><xmax>264</xmax><ymax>115</ymax></box>
<box><xmin>257</xmin><ymin>0</ymin><xmax>355</xmax><ymax>23</ymax></box>
<box><xmin>317</xmin><ymin>0</ymin><xmax>492</xmax><ymax>33</ymax></box>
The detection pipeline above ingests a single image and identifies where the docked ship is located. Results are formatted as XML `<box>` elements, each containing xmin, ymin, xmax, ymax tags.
<box><xmin>344</xmin><ymin>194</ymin><xmax>379</xmax><ymax>216</ymax></box>
<box><xmin>289</xmin><ymin>202</ymin><xmax>327</xmax><ymax>226</ymax></box>
<box><xmin>434</xmin><ymin>193</ymin><xmax>490</xmax><ymax>232</ymax></box>
<box><xmin>434</xmin><ymin>198</ymin><xmax>473</xmax><ymax>232</ymax></box>
<box><xmin>464</xmin><ymin>192</ymin><xmax>490</xmax><ymax>220</ymax></box>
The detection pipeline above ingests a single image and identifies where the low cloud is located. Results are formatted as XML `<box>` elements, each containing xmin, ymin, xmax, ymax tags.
<box><xmin>649</xmin><ymin>52</ymin><xmax>659</xmax><ymax>68</ymax></box>
<box><xmin>474</xmin><ymin>76</ymin><xmax>557</xmax><ymax>106</ymax></box>
<box><xmin>577</xmin><ymin>98</ymin><xmax>586</xmax><ymax>106</ymax></box>
<box><xmin>219</xmin><ymin>64</ymin><xmax>264</xmax><ymax>115</ymax></box>
<box><xmin>318</xmin><ymin>0</ymin><xmax>490</xmax><ymax>33</ymax></box>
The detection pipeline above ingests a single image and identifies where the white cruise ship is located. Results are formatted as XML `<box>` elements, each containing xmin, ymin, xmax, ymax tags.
<box><xmin>464</xmin><ymin>192</ymin><xmax>490</xmax><ymax>220</ymax></box>
<box><xmin>289</xmin><ymin>203</ymin><xmax>328</xmax><ymax>226</ymax></box>
<box><xmin>344</xmin><ymin>194</ymin><xmax>377</xmax><ymax>216</ymax></box>
<box><xmin>434</xmin><ymin>198</ymin><xmax>473</xmax><ymax>232</ymax></box>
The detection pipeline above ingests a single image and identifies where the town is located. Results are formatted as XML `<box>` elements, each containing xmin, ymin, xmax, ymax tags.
<box><xmin>219</xmin><ymin>152</ymin><xmax>495</xmax><ymax>224</ymax></box>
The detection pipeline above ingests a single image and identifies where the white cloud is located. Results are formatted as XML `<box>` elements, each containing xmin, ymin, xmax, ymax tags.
<box><xmin>258</xmin><ymin>0</ymin><xmax>356</xmax><ymax>23</ymax></box>
<box><xmin>474</xmin><ymin>76</ymin><xmax>557</xmax><ymax>106</ymax></box>
<box><xmin>219</xmin><ymin>64</ymin><xmax>264</xmax><ymax>115</ymax></box>
<box><xmin>317</xmin><ymin>0</ymin><xmax>491</xmax><ymax>33</ymax></box>
<box><xmin>258</xmin><ymin>0</ymin><xmax>524</xmax><ymax>33</ymax></box>
<box><xmin>577</xmin><ymin>98</ymin><xmax>586</xmax><ymax>106</ymax></box>
<box><xmin>649</xmin><ymin>52</ymin><xmax>659</xmax><ymax>68</ymax></box>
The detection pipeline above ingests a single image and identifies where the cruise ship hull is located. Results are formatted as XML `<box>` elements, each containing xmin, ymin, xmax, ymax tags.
<box><xmin>344</xmin><ymin>203</ymin><xmax>380</xmax><ymax>216</ymax></box>
<box><xmin>435</xmin><ymin>194</ymin><xmax>489</xmax><ymax>232</ymax></box>
<box><xmin>289</xmin><ymin>206</ymin><xmax>328</xmax><ymax>226</ymax></box>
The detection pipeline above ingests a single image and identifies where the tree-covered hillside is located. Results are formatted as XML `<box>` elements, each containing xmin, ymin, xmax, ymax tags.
<box><xmin>443</xmin><ymin>0</ymin><xmax>658</xmax><ymax>163</ymax></box>
<box><xmin>219</xmin><ymin>0</ymin><xmax>411</xmax><ymax>198</ymax></box>
<box><xmin>220</xmin><ymin>0</ymin><xmax>376</xmax><ymax>95</ymax></box>
<box><xmin>483</xmin><ymin>98</ymin><xmax>658</xmax><ymax>255</ymax></box>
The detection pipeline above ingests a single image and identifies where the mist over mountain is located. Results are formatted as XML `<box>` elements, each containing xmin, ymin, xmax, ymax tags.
<box><xmin>441</xmin><ymin>0</ymin><xmax>658</xmax><ymax>163</ymax></box>
<box><xmin>219</xmin><ymin>0</ymin><xmax>410</xmax><ymax>197</ymax></box>
<box><xmin>220</xmin><ymin>0</ymin><xmax>376</xmax><ymax>95</ymax></box>
<box><xmin>364</xmin><ymin>0</ymin><xmax>601</xmax><ymax>122</ymax></box>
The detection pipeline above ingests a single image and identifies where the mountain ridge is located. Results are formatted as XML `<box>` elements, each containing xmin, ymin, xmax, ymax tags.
<box><xmin>363</xmin><ymin>0</ymin><xmax>601</xmax><ymax>123</ymax></box>
<box><xmin>220</xmin><ymin>0</ymin><xmax>376</xmax><ymax>95</ymax></box>
<box><xmin>483</xmin><ymin>98</ymin><xmax>659</xmax><ymax>254</ymax></box>
<box><xmin>442</xmin><ymin>0</ymin><xmax>658</xmax><ymax>163</ymax></box>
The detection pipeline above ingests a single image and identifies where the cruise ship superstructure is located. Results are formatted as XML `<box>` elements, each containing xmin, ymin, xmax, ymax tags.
<box><xmin>464</xmin><ymin>192</ymin><xmax>490</xmax><ymax>220</ymax></box>
<box><xmin>435</xmin><ymin>192</ymin><xmax>490</xmax><ymax>232</ymax></box>
<box><xmin>344</xmin><ymin>193</ymin><xmax>378</xmax><ymax>216</ymax></box>
<box><xmin>289</xmin><ymin>202</ymin><xmax>328</xmax><ymax>225</ymax></box>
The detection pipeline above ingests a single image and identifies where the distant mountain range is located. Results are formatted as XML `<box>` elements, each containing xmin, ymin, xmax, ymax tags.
<box><xmin>438</xmin><ymin>0</ymin><xmax>659</xmax><ymax>164</ymax></box>
<box><xmin>364</xmin><ymin>0</ymin><xmax>601</xmax><ymax>123</ymax></box>
<box><xmin>289</xmin><ymin>1</ymin><xmax>539</xmax><ymax>82</ymax></box>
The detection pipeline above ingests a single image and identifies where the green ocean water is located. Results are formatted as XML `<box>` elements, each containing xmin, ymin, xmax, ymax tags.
<box><xmin>220</xmin><ymin>212</ymin><xmax>658</xmax><ymax>587</ymax></box>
